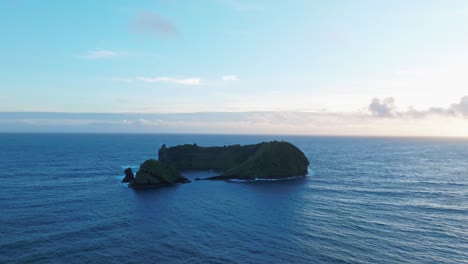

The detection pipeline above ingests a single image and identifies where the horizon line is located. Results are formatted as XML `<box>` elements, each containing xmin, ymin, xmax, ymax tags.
<box><xmin>1</xmin><ymin>131</ymin><xmax>467</xmax><ymax>140</ymax></box>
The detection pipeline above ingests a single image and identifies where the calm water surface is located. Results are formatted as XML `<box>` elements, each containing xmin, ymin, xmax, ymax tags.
<box><xmin>0</xmin><ymin>133</ymin><xmax>467</xmax><ymax>263</ymax></box>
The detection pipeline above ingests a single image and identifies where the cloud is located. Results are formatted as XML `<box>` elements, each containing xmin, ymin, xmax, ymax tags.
<box><xmin>369</xmin><ymin>96</ymin><xmax>468</xmax><ymax>119</ymax></box>
<box><xmin>138</xmin><ymin>76</ymin><xmax>201</xmax><ymax>85</ymax></box>
<box><xmin>80</xmin><ymin>50</ymin><xmax>157</xmax><ymax>60</ymax></box>
<box><xmin>105</xmin><ymin>75</ymin><xmax>240</xmax><ymax>85</ymax></box>
<box><xmin>450</xmin><ymin>96</ymin><xmax>468</xmax><ymax>117</ymax></box>
<box><xmin>221</xmin><ymin>75</ymin><xmax>238</xmax><ymax>82</ymax></box>
<box><xmin>137</xmin><ymin>118</ymin><xmax>166</xmax><ymax>126</ymax></box>
<box><xmin>82</xmin><ymin>49</ymin><xmax>121</xmax><ymax>59</ymax></box>
<box><xmin>130</xmin><ymin>12</ymin><xmax>177</xmax><ymax>37</ymax></box>
<box><xmin>0</xmin><ymin>111</ymin><xmax>359</xmax><ymax>135</ymax></box>
<box><xmin>1</xmin><ymin>106</ymin><xmax>468</xmax><ymax>136</ymax></box>
<box><xmin>369</xmin><ymin>97</ymin><xmax>397</xmax><ymax>118</ymax></box>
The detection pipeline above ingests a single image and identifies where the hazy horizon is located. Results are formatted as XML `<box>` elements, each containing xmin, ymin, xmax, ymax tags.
<box><xmin>1</xmin><ymin>1</ymin><xmax>468</xmax><ymax>137</ymax></box>
<box><xmin>1</xmin><ymin>110</ymin><xmax>468</xmax><ymax>138</ymax></box>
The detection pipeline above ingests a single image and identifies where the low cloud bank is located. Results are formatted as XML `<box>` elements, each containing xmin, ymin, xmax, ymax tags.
<box><xmin>369</xmin><ymin>96</ymin><xmax>468</xmax><ymax>119</ymax></box>
<box><xmin>1</xmin><ymin>96</ymin><xmax>467</xmax><ymax>136</ymax></box>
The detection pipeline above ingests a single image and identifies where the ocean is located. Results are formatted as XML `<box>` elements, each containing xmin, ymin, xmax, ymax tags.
<box><xmin>0</xmin><ymin>133</ymin><xmax>467</xmax><ymax>263</ymax></box>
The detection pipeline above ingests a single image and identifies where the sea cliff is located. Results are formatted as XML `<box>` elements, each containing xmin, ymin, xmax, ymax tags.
<box><xmin>158</xmin><ymin>141</ymin><xmax>310</xmax><ymax>180</ymax></box>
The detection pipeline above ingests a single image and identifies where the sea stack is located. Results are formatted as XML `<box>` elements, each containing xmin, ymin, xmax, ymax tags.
<box><xmin>122</xmin><ymin>168</ymin><xmax>135</xmax><ymax>183</ymax></box>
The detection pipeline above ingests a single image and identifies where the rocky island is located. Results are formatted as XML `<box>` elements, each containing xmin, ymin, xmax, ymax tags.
<box><xmin>123</xmin><ymin>141</ymin><xmax>309</xmax><ymax>188</ymax></box>
<box><xmin>124</xmin><ymin>159</ymin><xmax>190</xmax><ymax>188</ymax></box>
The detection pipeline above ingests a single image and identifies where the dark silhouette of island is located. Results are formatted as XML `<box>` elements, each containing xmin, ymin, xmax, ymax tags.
<box><xmin>126</xmin><ymin>159</ymin><xmax>190</xmax><ymax>188</ymax></box>
<box><xmin>123</xmin><ymin>141</ymin><xmax>310</xmax><ymax>188</ymax></box>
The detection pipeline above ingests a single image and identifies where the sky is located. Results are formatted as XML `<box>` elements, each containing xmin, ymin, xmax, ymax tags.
<box><xmin>1</xmin><ymin>0</ymin><xmax>468</xmax><ymax>136</ymax></box>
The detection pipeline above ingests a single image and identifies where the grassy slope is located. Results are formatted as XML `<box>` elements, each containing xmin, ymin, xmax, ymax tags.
<box><xmin>159</xmin><ymin>141</ymin><xmax>310</xmax><ymax>180</ymax></box>
<box><xmin>221</xmin><ymin>141</ymin><xmax>309</xmax><ymax>179</ymax></box>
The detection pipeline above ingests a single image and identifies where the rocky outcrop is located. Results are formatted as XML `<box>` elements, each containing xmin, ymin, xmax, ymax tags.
<box><xmin>159</xmin><ymin>141</ymin><xmax>310</xmax><ymax>180</ymax></box>
<box><xmin>122</xmin><ymin>168</ymin><xmax>135</xmax><ymax>183</ymax></box>
<box><xmin>128</xmin><ymin>159</ymin><xmax>190</xmax><ymax>188</ymax></box>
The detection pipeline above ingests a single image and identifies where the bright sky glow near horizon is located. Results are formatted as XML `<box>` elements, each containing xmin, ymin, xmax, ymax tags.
<box><xmin>1</xmin><ymin>0</ymin><xmax>468</xmax><ymax>137</ymax></box>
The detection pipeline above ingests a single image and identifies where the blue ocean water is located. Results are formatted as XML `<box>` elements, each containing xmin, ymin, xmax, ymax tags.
<box><xmin>0</xmin><ymin>133</ymin><xmax>467</xmax><ymax>263</ymax></box>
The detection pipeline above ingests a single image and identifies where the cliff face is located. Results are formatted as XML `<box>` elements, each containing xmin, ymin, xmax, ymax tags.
<box><xmin>158</xmin><ymin>143</ymin><xmax>260</xmax><ymax>170</ymax></box>
<box><xmin>158</xmin><ymin>141</ymin><xmax>310</xmax><ymax>180</ymax></box>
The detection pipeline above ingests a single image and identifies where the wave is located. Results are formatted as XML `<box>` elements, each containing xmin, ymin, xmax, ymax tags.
<box><xmin>228</xmin><ymin>175</ymin><xmax>307</xmax><ymax>182</ymax></box>
<box><xmin>120</xmin><ymin>165</ymin><xmax>140</xmax><ymax>170</ymax></box>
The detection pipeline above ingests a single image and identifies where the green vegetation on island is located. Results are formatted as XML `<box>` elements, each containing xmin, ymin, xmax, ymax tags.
<box><xmin>159</xmin><ymin>141</ymin><xmax>310</xmax><ymax>180</ymax></box>
<box><xmin>158</xmin><ymin>143</ymin><xmax>260</xmax><ymax>170</ymax></box>
<box><xmin>213</xmin><ymin>141</ymin><xmax>310</xmax><ymax>180</ymax></box>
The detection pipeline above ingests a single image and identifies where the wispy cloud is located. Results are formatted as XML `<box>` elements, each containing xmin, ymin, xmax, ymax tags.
<box><xmin>107</xmin><ymin>75</ymin><xmax>238</xmax><ymax>85</ymax></box>
<box><xmin>138</xmin><ymin>76</ymin><xmax>201</xmax><ymax>85</ymax></box>
<box><xmin>130</xmin><ymin>12</ymin><xmax>177</xmax><ymax>37</ymax></box>
<box><xmin>137</xmin><ymin>118</ymin><xmax>166</xmax><ymax>126</ymax></box>
<box><xmin>81</xmin><ymin>49</ymin><xmax>122</xmax><ymax>59</ymax></box>
<box><xmin>221</xmin><ymin>75</ymin><xmax>238</xmax><ymax>82</ymax></box>
<box><xmin>80</xmin><ymin>50</ymin><xmax>157</xmax><ymax>60</ymax></box>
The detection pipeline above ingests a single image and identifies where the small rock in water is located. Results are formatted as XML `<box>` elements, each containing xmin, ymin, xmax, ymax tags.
<box><xmin>122</xmin><ymin>168</ymin><xmax>135</xmax><ymax>183</ymax></box>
